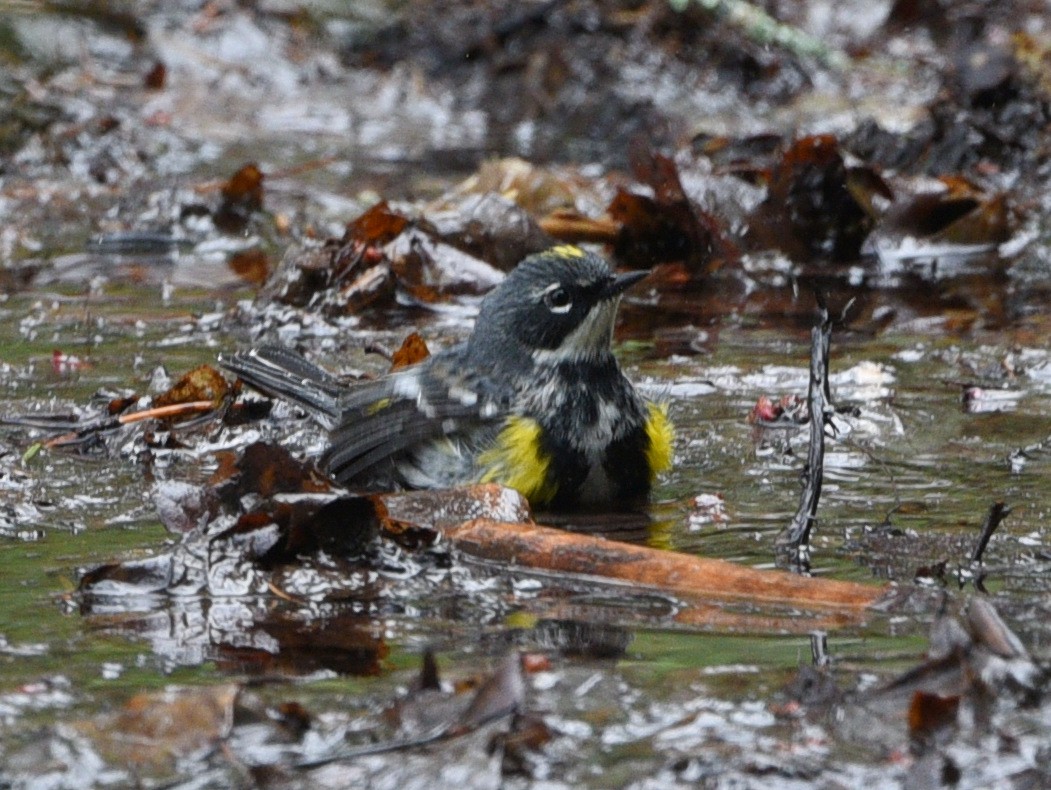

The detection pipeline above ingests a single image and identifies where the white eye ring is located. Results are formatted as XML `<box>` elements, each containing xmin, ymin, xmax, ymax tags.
<box><xmin>542</xmin><ymin>284</ymin><xmax>572</xmax><ymax>314</ymax></box>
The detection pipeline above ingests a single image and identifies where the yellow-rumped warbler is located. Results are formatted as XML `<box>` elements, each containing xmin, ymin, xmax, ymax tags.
<box><xmin>221</xmin><ymin>246</ymin><xmax>673</xmax><ymax>509</ymax></box>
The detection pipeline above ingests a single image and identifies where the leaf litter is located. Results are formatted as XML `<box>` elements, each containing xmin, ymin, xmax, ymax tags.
<box><xmin>2</xmin><ymin>1</ymin><xmax>1051</xmax><ymax>786</ymax></box>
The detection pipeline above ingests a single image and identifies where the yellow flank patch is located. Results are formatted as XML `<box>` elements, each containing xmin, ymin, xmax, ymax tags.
<box><xmin>645</xmin><ymin>402</ymin><xmax>674</xmax><ymax>481</ymax></box>
<box><xmin>477</xmin><ymin>416</ymin><xmax>557</xmax><ymax>505</ymax></box>
<box><xmin>365</xmin><ymin>397</ymin><xmax>392</xmax><ymax>416</ymax></box>
<box><xmin>550</xmin><ymin>244</ymin><xmax>585</xmax><ymax>259</ymax></box>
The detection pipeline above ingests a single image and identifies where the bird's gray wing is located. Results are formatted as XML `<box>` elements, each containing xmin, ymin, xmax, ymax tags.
<box><xmin>221</xmin><ymin>343</ymin><xmax>510</xmax><ymax>486</ymax></box>
<box><xmin>323</xmin><ymin>352</ymin><xmax>509</xmax><ymax>485</ymax></box>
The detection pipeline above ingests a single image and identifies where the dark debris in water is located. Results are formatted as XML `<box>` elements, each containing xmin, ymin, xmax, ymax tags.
<box><xmin>2</xmin><ymin>2</ymin><xmax>1051</xmax><ymax>787</ymax></box>
<box><xmin>204</xmin><ymin>129</ymin><xmax>1031</xmax><ymax>343</ymax></box>
<box><xmin>9</xmin><ymin>598</ymin><xmax>1046</xmax><ymax>789</ymax></box>
<box><xmin>80</xmin><ymin>442</ymin><xmax>382</xmax><ymax>601</ymax></box>
<box><xmin>776</xmin><ymin>597</ymin><xmax>1049</xmax><ymax>789</ymax></box>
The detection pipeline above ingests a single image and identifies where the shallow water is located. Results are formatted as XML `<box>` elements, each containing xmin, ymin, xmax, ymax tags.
<box><xmin>2</xmin><ymin>2</ymin><xmax>1051</xmax><ymax>785</ymax></box>
<box><xmin>2</xmin><ymin>275</ymin><xmax>1049</xmax><ymax>785</ymax></box>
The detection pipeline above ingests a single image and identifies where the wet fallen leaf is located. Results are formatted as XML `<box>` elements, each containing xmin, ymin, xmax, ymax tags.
<box><xmin>874</xmin><ymin>173</ymin><xmax>1014</xmax><ymax>250</ymax></box>
<box><xmin>537</xmin><ymin>208</ymin><xmax>620</xmax><ymax>244</ymax></box>
<box><xmin>389</xmin><ymin>331</ymin><xmax>431</xmax><ymax>371</ymax></box>
<box><xmin>334</xmin><ymin>260</ymin><xmax>397</xmax><ymax>314</ymax></box>
<box><xmin>425</xmin><ymin>191</ymin><xmax>554</xmax><ymax>270</ymax></box>
<box><xmin>387</xmin><ymin>229</ymin><xmax>505</xmax><ymax>300</ymax></box>
<box><xmin>222</xmin><ymin>441</ymin><xmax>331</xmax><ymax>499</ymax></box>
<box><xmin>153</xmin><ymin>364</ymin><xmax>230</xmax><ymax>410</ymax></box>
<box><xmin>937</xmin><ymin>192</ymin><xmax>1011</xmax><ymax>245</ymax></box>
<box><xmin>691</xmin><ymin>131</ymin><xmax>783</xmax><ymax>174</ymax></box>
<box><xmin>106</xmin><ymin>394</ymin><xmax>138</xmax><ymax>415</ymax></box>
<box><xmin>152</xmin><ymin>479</ymin><xmax>217</xmax><ymax>534</ymax></box>
<box><xmin>453</xmin><ymin>158</ymin><xmax>583</xmax><ymax>214</ymax></box>
<box><xmin>908</xmin><ymin>690</ymin><xmax>960</xmax><ymax>742</ymax></box>
<box><xmin>76</xmin><ymin>685</ymin><xmax>238</xmax><ymax>771</ymax></box>
<box><xmin>493</xmin><ymin>711</ymin><xmax>554</xmax><ymax>777</ymax></box>
<box><xmin>143</xmin><ymin>60</ymin><xmax>166</xmax><ymax>89</ymax></box>
<box><xmin>214</xmin><ymin>162</ymin><xmax>265</xmax><ymax>232</ymax></box>
<box><xmin>258</xmin><ymin>242</ymin><xmax>340</xmax><ymax>307</ymax></box>
<box><xmin>609</xmin><ymin>148</ymin><xmax>733</xmax><ymax>272</ymax></box>
<box><xmin>228</xmin><ymin>248</ymin><xmax>271</xmax><ymax>286</ymax></box>
<box><xmin>245</xmin><ymin>493</ymin><xmax>380</xmax><ymax>564</ymax></box>
<box><xmin>778</xmin><ymin>597</ymin><xmax>1046</xmax><ymax>786</ymax></box>
<box><xmin>748</xmin><ymin>394</ymin><xmax>806</xmax><ymax>425</ymax></box>
<box><xmin>82</xmin><ymin>442</ymin><xmax>379</xmax><ymax>601</ymax></box>
<box><xmin>78</xmin><ymin>551</ymin><xmax>175</xmax><ymax>595</ymax></box>
<box><xmin>344</xmin><ymin>200</ymin><xmax>410</xmax><ymax>246</ymax></box>
<box><xmin>747</xmin><ymin>135</ymin><xmax>874</xmax><ymax>262</ymax></box>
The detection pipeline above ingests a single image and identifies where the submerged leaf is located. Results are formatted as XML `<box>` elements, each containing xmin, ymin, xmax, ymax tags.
<box><xmin>77</xmin><ymin>685</ymin><xmax>238</xmax><ymax>771</ymax></box>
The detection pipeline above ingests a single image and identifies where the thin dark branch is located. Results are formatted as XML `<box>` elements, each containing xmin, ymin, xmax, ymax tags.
<box><xmin>969</xmin><ymin>501</ymin><xmax>1011</xmax><ymax>564</ymax></box>
<box><xmin>777</xmin><ymin>305</ymin><xmax>834</xmax><ymax>554</ymax></box>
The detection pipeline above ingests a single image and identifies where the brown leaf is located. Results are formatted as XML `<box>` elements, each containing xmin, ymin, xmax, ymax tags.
<box><xmin>881</xmin><ymin>192</ymin><xmax>980</xmax><ymax>238</ymax></box>
<box><xmin>228</xmin><ymin>441</ymin><xmax>331</xmax><ymax>498</ymax></box>
<box><xmin>537</xmin><ymin>209</ymin><xmax>620</xmax><ymax>244</ymax></box>
<box><xmin>143</xmin><ymin>60</ymin><xmax>166</xmax><ymax>90</ymax></box>
<box><xmin>937</xmin><ymin>192</ymin><xmax>1011</xmax><ymax>245</ymax></box>
<box><xmin>77</xmin><ymin>685</ymin><xmax>238</xmax><ymax>770</ymax></box>
<box><xmin>228</xmin><ymin>248</ymin><xmax>271</xmax><ymax>286</ymax></box>
<box><xmin>334</xmin><ymin>261</ymin><xmax>397</xmax><ymax>314</ymax></box>
<box><xmin>425</xmin><ymin>191</ymin><xmax>555</xmax><ymax>270</ymax></box>
<box><xmin>908</xmin><ymin>691</ymin><xmax>960</xmax><ymax>740</ymax></box>
<box><xmin>153</xmin><ymin>364</ymin><xmax>230</xmax><ymax>410</ymax></box>
<box><xmin>454</xmin><ymin>157</ymin><xmax>584</xmax><ymax>216</ymax></box>
<box><xmin>748</xmin><ymin>134</ymin><xmax>873</xmax><ymax>261</ymax></box>
<box><xmin>344</xmin><ymin>200</ymin><xmax>410</xmax><ymax>246</ymax></box>
<box><xmin>390</xmin><ymin>331</ymin><xmax>431</xmax><ymax>371</ymax></box>
<box><xmin>221</xmin><ymin>162</ymin><xmax>264</xmax><ymax>205</ymax></box>
<box><xmin>107</xmin><ymin>394</ymin><xmax>138</xmax><ymax>415</ymax></box>
<box><xmin>608</xmin><ymin>148</ymin><xmax>733</xmax><ymax>272</ymax></box>
<box><xmin>215</xmin><ymin>163</ymin><xmax>265</xmax><ymax>232</ymax></box>
<box><xmin>387</xmin><ymin>229</ymin><xmax>505</xmax><ymax>299</ymax></box>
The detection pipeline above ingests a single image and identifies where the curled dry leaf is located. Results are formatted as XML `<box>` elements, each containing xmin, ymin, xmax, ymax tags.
<box><xmin>389</xmin><ymin>331</ymin><xmax>431</xmax><ymax>371</ymax></box>
<box><xmin>153</xmin><ymin>364</ymin><xmax>230</xmax><ymax>410</ymax></box>
<box><xmin>215</xmin><ymin>162</ymin><xmax>264</xmax><ymax>232</ymax></box>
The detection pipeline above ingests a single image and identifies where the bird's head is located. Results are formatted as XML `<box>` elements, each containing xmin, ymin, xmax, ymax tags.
<box><xmin>469</xmin><ymin>246</ymin><xmax>649</xmax><ymax>364</ymax></box>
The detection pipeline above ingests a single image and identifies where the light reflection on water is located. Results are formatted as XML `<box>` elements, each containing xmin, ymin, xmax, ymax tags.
<box><xmin>1</xmin><ymin>285</ymin><xmax>1050</xmax><ymax>786</ymax></box>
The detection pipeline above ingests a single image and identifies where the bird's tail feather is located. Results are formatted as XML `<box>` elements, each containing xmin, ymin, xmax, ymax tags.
<box><xmin>219</xmin><ymin>345</ymin><xmax>347</xmax><ymax>426</ymax></box>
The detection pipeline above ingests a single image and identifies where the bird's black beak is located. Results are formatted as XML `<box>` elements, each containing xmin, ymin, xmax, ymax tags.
<box><xmin>604</xmin><ymin>269</ymin><xmax>650</xmax><ymax>299</ymax></box>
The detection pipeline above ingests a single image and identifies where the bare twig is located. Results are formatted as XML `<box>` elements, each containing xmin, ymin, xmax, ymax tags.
<box><xmin>969</xmin><ymin>501</ymin><xmax>1011</xmax><ymax>564</ymax></box>
<box><xmin>43</xmin><ymin>400</ymin><xmax>219</xmax><ymax>448</ymax></box>
<box><xmin>777</xmin><ymin>305</ymin><xmax>833</xmax><ymax>555</ymax></box>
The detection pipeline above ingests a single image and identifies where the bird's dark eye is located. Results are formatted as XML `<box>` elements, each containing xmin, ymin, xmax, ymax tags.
<box><xmin>544</xmin><ymin>286</ymin><xmax>572</xmax><ymax>313</ymax></box>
